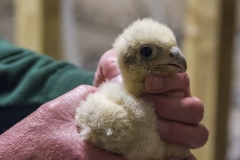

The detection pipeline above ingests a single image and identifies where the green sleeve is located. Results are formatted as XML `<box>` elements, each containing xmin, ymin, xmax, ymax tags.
<box><xmin>0</xmin><ymin>38</ymin><xmax>94</xmax><ymax>133</ymax></box>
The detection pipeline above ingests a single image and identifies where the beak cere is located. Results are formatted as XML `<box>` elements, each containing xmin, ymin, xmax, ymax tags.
<box><xmin>167</xmin><ymin>47</ymin><xmax>187</xmax><ymax>73</ymax></box>
<box><xmin>169</xmin><ymin>46</ymin><xmax>181</xmax><ymax>60</ymax></box>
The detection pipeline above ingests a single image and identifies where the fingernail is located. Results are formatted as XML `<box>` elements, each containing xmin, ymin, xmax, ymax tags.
<box><xmin>147</xmin><ymin>76</ymin><xmax>163</xmax><ymax>91</ymax></box>
<box><xmin>157</xmin><ymin>121</ymin><xmax>170</xmax><ymax>135</ymax></box>
<box><xmin>111</xmin><ymin>75</ymin><xmax>122</xmax><ymax>83</ymax></box>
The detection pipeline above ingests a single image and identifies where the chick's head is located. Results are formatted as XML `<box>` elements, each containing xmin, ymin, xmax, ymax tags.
<box><xmin>113</xmin><ymin>18</ymin><xmax>187</xmax><ymax>96</ymax></box>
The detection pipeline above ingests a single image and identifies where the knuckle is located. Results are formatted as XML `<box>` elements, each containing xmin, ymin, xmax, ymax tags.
<box><xmin>102</xmin><ymin>57</ymin><xmax>119</xmax><ymax>79</ymax></box>
<box><xmin>183</xmin><ymin>73</ymin><xmax>190</xmax><ymax>88</ymax></box>
<box><xmin>192</xmin><ymin>124</ymin><xmax>209</xmax><ymax>149</ymax></box>
<box><xmin>197</xmin><ymin>125</ymin><xmax>209</xmax><ymax>147</ymax></box>
<box><xmin>103</xmin><ymin>55</ymin><xmax>117</xmax><ymax>70</ymax></box>
<box><xmin>41</xmin><ymin>99</ymin><xmax>62</xmax><ymax>112</ymax></box>
<box><xmin>190</xmin><ymin>97</ymin><xmax>204</xmax><ymax>124</ymax></box>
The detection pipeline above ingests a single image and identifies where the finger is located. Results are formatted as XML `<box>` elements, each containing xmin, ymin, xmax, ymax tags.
<box><xmin>81</xmin><ymin>142</ymin><xmax>123</xmax><ymax>160</ymax></box>
<box><xmin>111</xmin><ymin>75</ymin><xmax>123</xmax><ymax>83</ymax></box>
<box><xmin>147</xmin><ymin>95</ymin><xmax>204</xmax><ymax>125</ymax></box>
<box><xmin>145</xmin><ymin>73</ymin><xmax>190</xmax><ymax>94</ymax></box>
<box><xmin>94</xmin><ymin>49</ymin><xmax>120</xmax><ymax>87</ymax></box>
<box><xmin>101</xmin><ymin>52</ymin><xmax>119</xmax><ymax>80</ymax></box>
<box><xmin>157</xmin><ymin>121</ymin><xmax>209</xmax><ymax>149</ymax></box>
<box><xmin>186</xmin><ymin>154</ymin><xmax>197</xmax><ymax>160</ymax></box>
<box><xmin>165</xmin><ymin>154</ymin><xmax>197</xmax><ymax>160</ymax></box>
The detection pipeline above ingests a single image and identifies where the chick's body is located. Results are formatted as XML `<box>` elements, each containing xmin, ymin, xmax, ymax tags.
<box><xmin>75</xmin><ymin>18</ymin><xmax>190</xmax><ymax>160</ymax></box>
<box><xmin>76</xmin><ymin>82</ymin><xmax>165</xmax><ymax>160</ymax></box>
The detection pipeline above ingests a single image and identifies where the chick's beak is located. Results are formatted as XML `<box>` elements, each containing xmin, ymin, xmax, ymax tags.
<box><xmin>166</xmin><ymin>46</ymin><xmax>187</xmax><ymax>73</ymax></box>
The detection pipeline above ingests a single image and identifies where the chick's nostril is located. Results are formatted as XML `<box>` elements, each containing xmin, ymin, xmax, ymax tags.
<box><xmin>169</xmin><ymin>52</ymin><xmax>180</xmax><ymax>59</ymax></box>
<box><xmin>169</xmin><ymin>53</ymin><xmax>175</xmax><ymax>58</ymax></box>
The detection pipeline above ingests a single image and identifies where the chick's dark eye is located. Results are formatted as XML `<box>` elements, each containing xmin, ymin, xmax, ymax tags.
<box><xmin>140</xmin><ymin>47</ymin><xmax>152</xmax><ymax>58</ymax></box>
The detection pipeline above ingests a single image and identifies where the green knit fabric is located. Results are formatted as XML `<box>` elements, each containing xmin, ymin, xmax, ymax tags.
<box><xmin>0</xmin><ymin>38</ymin><xmax>94</xmax><ymax>133</ymax></box>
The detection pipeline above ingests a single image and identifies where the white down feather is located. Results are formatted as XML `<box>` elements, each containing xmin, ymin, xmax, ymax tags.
<box><xmin>75</xmin><ymin>81</ymin><xmax>165</xmax><ymax>160</ymax></box>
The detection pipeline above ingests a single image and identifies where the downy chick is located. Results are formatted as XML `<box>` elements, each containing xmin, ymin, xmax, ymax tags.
<box><xmin>75</xmin><ymin>18</ymin><xmax>190</xmax><ymax>160</ymax></box>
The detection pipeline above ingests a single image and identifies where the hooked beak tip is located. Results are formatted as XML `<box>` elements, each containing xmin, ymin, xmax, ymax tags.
<box><xmin>169</xmin><ymin>47</ymin><xmax>187</xmax><ymax>72</ymax></box>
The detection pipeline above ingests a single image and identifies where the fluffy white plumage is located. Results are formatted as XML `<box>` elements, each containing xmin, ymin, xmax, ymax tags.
<box><xmin>75</xmin><ymin>18</ymin><xmax>190</xmax><ymax>160</ymax></box>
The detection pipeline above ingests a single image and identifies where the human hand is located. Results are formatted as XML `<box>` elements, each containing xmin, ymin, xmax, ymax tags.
<box><xmin>145</xmin><ymin>73</ymin><xmax>208</xmax><ymax>160</ymax></box>
<box><xmin>94</xmin><ymin>49</ymin><xmax>209</xmax><ymax>160</ymax></box>
<box><xmin>0</xmin><ymin>85</ymin><xmax>123</xmax><ymax>160</ymax></box>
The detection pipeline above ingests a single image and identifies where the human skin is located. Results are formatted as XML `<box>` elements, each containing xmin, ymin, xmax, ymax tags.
<box><xmin>0</xmin><ymin>49</ymin><xmax>208</xmax><ymax>160</ymax></box>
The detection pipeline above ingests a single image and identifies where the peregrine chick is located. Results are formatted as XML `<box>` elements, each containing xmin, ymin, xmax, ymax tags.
<box><xmin>75</xmin><ymin>18</ymin><xmax>189</xmax><ymax>160</ymax></box>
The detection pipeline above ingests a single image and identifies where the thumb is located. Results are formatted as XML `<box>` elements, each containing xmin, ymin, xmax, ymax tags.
<box><xmin>60</xmin><ymin>85</ymin><xmax>97</xmax><ymax>108</ymax></box>
<box><xmin>145</xmin><ymin>73</ymin><xmax>190</xmax><ymax>94</ymax></box>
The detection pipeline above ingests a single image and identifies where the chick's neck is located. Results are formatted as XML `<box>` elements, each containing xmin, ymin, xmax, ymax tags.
<box><xmin>120</xmin><ymin>69</ymin><xmax>148</xmax><ymax>97</ymax></box>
